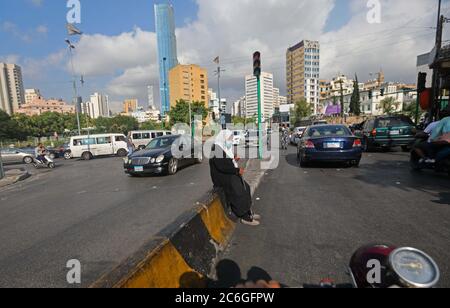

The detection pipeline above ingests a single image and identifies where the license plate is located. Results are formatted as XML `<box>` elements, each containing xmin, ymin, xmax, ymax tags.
<box><xmin>325</xmin><ymin>142</ymin><xmax>341</xmax><ymax>149</ymax></box>
<box><xmin>390</xmin><ymin>130</ymin><xmax>400</xmax><ymax>135</ymax></box>
<box><xmin>134</xmin><ymin>166</ymin><xmax>144</xmax><ymax>172</ymax></box>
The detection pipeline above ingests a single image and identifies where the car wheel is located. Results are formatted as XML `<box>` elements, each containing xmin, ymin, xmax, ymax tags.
<box><xmin>299</xmin><ymin>156</ymin><xmax>308</xmax><ymax>168</ymax></box>
<box><xmin>168</xmin><ymin>158</ymin><xmax>178</xmax><ymax>175</ymax></box>
<box><xmin>49</xmin><ymin>153</ymin><xmax>56</xmax><ymax>160</ymax></box>
<box><xmin>23</xmin><ymin>156</ymin><xmax>33</xmax><ymax>164</ymax></box>
<box><xmin>82</xmin><ymin>152</ymin><xmax>93</xmax><ymax>161</ymax></box>
<box><xmin>64</xmin><ymin>151</ymin><xmax>72</xmax><ymax>160</ymax></box>
<box><xmin>117</xmin><ymin>149</ymin><xmax>128</xmax><ymax>157</ymax></box>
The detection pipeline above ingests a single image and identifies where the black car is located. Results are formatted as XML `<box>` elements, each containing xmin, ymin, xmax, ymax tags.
<box><xmin>124</xmin><ymin>135</ymin><xmax>202</xmax><ymax>176</ymax></box>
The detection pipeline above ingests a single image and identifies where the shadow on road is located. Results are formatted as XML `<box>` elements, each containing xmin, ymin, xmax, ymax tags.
<box><xmin>284</xmin><ymin>153</ymin><xmax>353</xmax><ymax>169</ymax></box>
<box><xmin>179</xmin><ymin>259</ymin><xmax>354</xmax><ymax>288</ymax></box>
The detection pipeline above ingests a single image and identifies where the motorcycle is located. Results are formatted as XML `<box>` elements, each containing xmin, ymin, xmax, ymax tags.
<box><xmin>410</xmin><ymin>135</ymin><xmax>450</xmax><ymax>176</ymax></box>
<box><xmin>33</xmin><ymin>152</ymin><xmax>56</xmax><ymax>169</ymax></box>
<box><xmin>304</xmin><ymin>245</ymin><xmax>440</xmax><ymax>288</ymax></box>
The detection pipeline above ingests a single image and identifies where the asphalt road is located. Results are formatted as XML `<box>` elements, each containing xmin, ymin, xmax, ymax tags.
<box><xmin>219</xmin><ymin>146</ymin><xmax>450</xmax><ymax>288</ymax></box>
<box><xmin>0</xmin><ymin>156</ymin><xmax>212</xmax><ymax>288</ymax></box>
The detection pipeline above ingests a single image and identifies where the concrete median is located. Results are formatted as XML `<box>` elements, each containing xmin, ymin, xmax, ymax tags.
<box><xmin>91</xmin><ymin>159</ymin><xmax>265</xmax><ymax>288</ymax></box>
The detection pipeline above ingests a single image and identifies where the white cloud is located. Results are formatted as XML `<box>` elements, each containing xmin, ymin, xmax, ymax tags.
<box><xmin>41</xmin><ymin>0</ymin><xmax>446</xmax><ymax>107</ymax></box>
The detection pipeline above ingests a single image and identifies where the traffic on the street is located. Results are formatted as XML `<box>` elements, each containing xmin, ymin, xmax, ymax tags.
<box><xmin>0</xmin><ymin>0</ymin><xmax>450</xmax><ymax>300</ymax></box>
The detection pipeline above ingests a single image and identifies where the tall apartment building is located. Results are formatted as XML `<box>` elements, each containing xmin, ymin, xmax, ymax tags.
<box><xmin>123</xmin><ymin>99</ymin><xmax>138</xmax><ymax>114</ymax></box>
<box><xmin>25</xmin><ymin>89</ymin><xmax>42</xmax><ymax>104</ymax></box>
<box><xmin>169</xmin><ymin>64</ymin><xmax>208</xmax><ymax>107</ymax></box>
<box><xmin>0</xmin><ymin>63</ymin><xmax>25</xmax><ymax>115</ymax></box>
<box><xmin>245</xmin><ymin>72</ymin><xmax>274</xmax><ymax>120</ymax></box>
<box><xmin>155</xmin><ymin>3</ymin><xmax>179</xmax><ymax>116</ymax></box>
<box><xmin>286</xmin><ymin>40</ymin><xmax>320</xmax><ymax>114</ymax></box>
<box><xmin>81</xmin><ymin>92</ymin><xmax>110</xmax><ymax>119</ymax></box>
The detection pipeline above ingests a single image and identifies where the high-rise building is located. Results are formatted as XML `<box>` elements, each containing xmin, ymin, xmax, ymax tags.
<box><xmin>155</xmin><ymin>3</ymin><xmax>179</xmax><ymax>116</ymax></box>
<box><xmin>245</xmin><ymin>72</ymin><xmax>274</xmax><ymax>120</ymax></box>
<box><xmin>286</xmin><ymin>40</ymin><xmax>320</xmax><ymax>114</ymax></box>
<box><xmin>123</xmin><ymin>99</ymin><xmax>138</xmax><ymax>114</ymax></box>
<box><xmin>25</xmin><ymin>89</ymin><xmax>42</xmax><ymax>104</ymax></box>
<box><xmin>273</xmin><ymin>87</ymin><xmax>280</xmax><ymax>109</ymax></box>
<box><xmin>81</xmin><ymin>92</ymin><xmax>110</xmax><ymax>119</ymax></box>
<box><xmin>0</xmin><ymin>63</ymin><xmax>25</xmax><ymax>115</ymax></box>
<box><xmin>147</xmin><ymin>85</ymin><xmax>155</xmax><ymax>110</ymax></box>
<box><xmin>169</xmin><ymin>64</ymin><xmax>208</xmax><ymax>107</ymax></box>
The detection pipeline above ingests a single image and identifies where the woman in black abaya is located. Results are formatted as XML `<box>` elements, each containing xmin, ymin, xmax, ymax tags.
<box><xmin>209</xmin><ymin>130</ymin><xmax>261</xmax><ymax>226</ymax></box>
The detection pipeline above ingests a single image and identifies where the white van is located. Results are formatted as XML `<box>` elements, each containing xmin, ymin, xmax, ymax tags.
<box><xmin>128</xmin><ymin>130</ymin><xmax>172</xmax><ymax>150</ymax></box>
<box><xmin>70</xmin><ymin>134</ymin><xmax>129</xmax><ymax>160</ymax></box>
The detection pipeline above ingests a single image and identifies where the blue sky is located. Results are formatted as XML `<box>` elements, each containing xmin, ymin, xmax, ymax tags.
<box><xmin>0</xmin><ymin>0</ymin><xmax>445</xmax><ymax>111</ymax></box>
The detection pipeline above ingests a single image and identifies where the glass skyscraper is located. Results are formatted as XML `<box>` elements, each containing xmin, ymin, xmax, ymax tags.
<box><xmin>154</xmin><ymin>3</ymin><xmax>178</xmax><ymax>116</ymax></box>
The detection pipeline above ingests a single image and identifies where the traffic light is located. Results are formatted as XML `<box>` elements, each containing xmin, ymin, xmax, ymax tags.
<box><xmin>253</xmin><ymin>51</ymin><xmax>261</xmax><ymax>78</ymax></box>
<box><xmin>380</xmin><ymin>88</ymin><xmax>385</xmax><ymax>97</ymax></box>
<box><xmin>417</xmin><ymin>72</ymin><xmax>427</xmax><ymax>93</ymax></box>
<box><xmin>368</xmin><ymin>90</ymin><xmax>373</xmax><ymax>100</ymax></box>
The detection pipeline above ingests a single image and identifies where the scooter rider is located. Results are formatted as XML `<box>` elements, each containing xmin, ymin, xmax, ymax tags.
<box><xmin>35</xmin><ymin>143</ymin><xmax>47</xmax><ymax>164</ymax></box>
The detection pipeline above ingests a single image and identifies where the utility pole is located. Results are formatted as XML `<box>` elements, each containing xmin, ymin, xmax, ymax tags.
<box><xmin>338</xmin><ymin>79</ymin><xmax>345</xmax><ymax>124</ymax></box>
<box><xmin>65</xmin><ymin>39</ymin><xmax>81</xmax><ymax>136</ymax></box>
<box><xmin>431</xmin><ymin>0</ymin><xmax>443</xmax><ymax>120</ymax></box>
<box><xmin>214</xmin><ymin>58</ymin><xmax>226</xmax><ymax>128</ymax></box>
<box><xmin>0</xmin><ymin>150</ymin><xmax>4</xmax><ymax>180</ymax></box>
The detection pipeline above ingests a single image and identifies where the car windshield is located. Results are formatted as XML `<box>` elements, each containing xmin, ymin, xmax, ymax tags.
<box><xmin>308</xmin><ymin>125</ymin><xmax>351</xmax><ymax>137</ymax></box>
<box><xmin>146</xmin><ymin>136</ymin><xmax>177</xmax><ymax>149</ymax></box>
<box><xmin>377</xmin><ymin>117</ymin><xmax>414</xmax><ymax>128</ymax></box>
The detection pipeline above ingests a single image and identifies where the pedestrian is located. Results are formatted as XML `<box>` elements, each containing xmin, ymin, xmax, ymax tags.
<box><xmin>126</xmin><ymin>137</ymin><xmax>135</xmax><ymax>157</ymax></box>
<box><xmin>209</xmin><ymin>130</ymin><xmax>261</xmax><ymax>226</ymax></box>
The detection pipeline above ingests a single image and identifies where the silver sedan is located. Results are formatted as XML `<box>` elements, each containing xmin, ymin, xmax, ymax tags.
<box><xmin>0</xmin><ymin>148</ymin><xmax>35</xmax><ymax>164</ymax></box>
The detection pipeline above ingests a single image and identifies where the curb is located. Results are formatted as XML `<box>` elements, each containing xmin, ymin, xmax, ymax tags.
<box><xmin>91</xmin><ymin>159</ymin><xmax>266</xmax><ymax>288</ymax></box>
<box><xmin>0</xmin><ymin>170</ymin><xmax>31</xmax><ymax>188</ymax></box>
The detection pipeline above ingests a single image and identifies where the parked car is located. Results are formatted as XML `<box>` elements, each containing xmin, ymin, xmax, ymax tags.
<box><xmin>356</xmin><ymin>116</ymin><xmax>416</xmax><ymax>152</ymax></box>
<box><xmin>128</xmin><ymin>130</ymin><xmax>172</xmax><ymax>150</ymax></box>
<box><xmin>297</xmin><ymin>124</ymin><xmax>363</xmax><ymax>167</ymax></box>
<box><xmin>0</xmin><ymin>148</ymin><xmax>35</xmax><ymax>164</ymax></box>
<box><xmin>69</xmin><ymin>134</ymin><xmax>129</xmax><ymax>160</ymax></box>
<box><xmin>124</xmin><ymin>135</ymin><xmax>202</xmax><ymax>176</ymax></box>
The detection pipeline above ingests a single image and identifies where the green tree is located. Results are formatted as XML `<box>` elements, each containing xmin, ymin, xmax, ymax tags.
<box><xmin>0</xmin><ymin>110</ymin><xmax>17</xmax><ymax>141</ymax></box>
<box><xmin>290</xmin><ymin>99</ymin><xmax>312</xmax><ymax>126</ymax></box>
<box><xmin>379</xmin><ymin>97</ymin><xmax>400</xmax><ymax>115</ymax></box>
<box><xmin>140</xmin><ymin>120</ymin><xmax>164</xmax><ymax>131</ymax></box>
<box><xmin>94</xmin><ymin>115</ymin><xmax>138</xmax><ymax>135</ymax></box>
<box><xmin>350</xmin><ymin>75</ymin><xmax>361</xmax><ymax>116</ymax></box>
<box><xmin>168</xmin><ymin>100</ymin><xmax>208</xmax><ymax>126</ymax></box>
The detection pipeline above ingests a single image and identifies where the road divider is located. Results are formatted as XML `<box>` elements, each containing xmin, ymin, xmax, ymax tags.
<box><xmin>91</xmin><ymin>159</ymin><xmax>265</xmax><ymax>288</ymax></box>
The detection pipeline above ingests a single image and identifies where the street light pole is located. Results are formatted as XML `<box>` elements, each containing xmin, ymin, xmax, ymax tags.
<box><xmin>0</xmin><ymin>150</ymin><xmax>5</xmax><ymax>180</ymax></box>
<box><xmin>66</xmin><ymin>39</ymin><xmax>81</xmax><ymax>136</ymax></box>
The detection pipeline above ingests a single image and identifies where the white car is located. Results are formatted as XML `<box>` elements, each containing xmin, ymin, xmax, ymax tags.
<box><xmin>232</xmin><ymin>131</ymin><xmax>245</xmax><ymax>146</ymax></box>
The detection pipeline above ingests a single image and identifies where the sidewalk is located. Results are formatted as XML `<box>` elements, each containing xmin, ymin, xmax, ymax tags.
<box><xmin>0</xmin><ymin>169</ymin><xmax>31</xmax><ymax>189</ymax></box>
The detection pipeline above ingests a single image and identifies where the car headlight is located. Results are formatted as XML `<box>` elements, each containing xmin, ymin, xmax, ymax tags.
<box><xmin>155</xmin><ymin>155</ymin><xmax>165</xmax><ymax>163</ymax></box>
<box><xmin>150</xmin><ymin>158</ymin><xmax>156</xmax><ymax>163</ymax></box>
